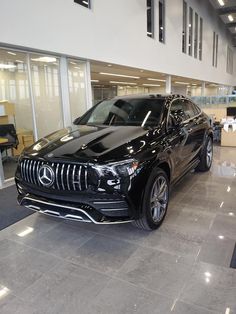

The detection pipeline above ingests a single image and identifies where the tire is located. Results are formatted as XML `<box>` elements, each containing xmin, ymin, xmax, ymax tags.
<box><xmin>195</xmin><ymin>136</ymin><xmax>213</xmax><ymax>172</ymax></box>
<box><xmin>132</xmin><ymin>168</ymin><xmax>169</xmax><ymax>231</ymax></box>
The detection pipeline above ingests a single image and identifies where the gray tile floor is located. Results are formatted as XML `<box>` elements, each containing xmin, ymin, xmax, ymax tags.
<box><xmin>0</xmin><ymin>145</ymin><xmax>236</xmax><ymax>314</ymax></box>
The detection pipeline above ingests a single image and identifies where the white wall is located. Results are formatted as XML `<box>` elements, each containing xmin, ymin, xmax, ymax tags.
<box><xmin>0</xmin><ymin>0</ymin><xmax>235</xmax><ymax>87</ymax></box>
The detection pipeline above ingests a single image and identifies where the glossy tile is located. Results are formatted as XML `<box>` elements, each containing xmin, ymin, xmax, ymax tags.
<box><xmin>0</xmin><ymin>246</ymin><xmax>59</xmax><ymax>295</ymax></box>
<box><xmin>117</xmin><ymin>246</ymin><xmax>193</xmax><ymax>299</ymax></box>
<box><xmin>86</xmin><ymin>278</ymin><xmax>173</xmax><ymax>314</ymax></box>
<box><xmin>70</xmin><ymin>234</ymin><xmax>139</xmax><ymax>275</ymax></box>
<box><xmin>180</xmin><ymin>261</ymin><xmax>236</xmax><ymax>313</ymax></box>
<box><xmin>20</xmin><ymin>261</ymin><xmax>110</xmax><ymax>314</ymax></box>
<box><xmin>171</xmin><ymin>301</ymin><xmax>220</xmax><ymax>314</ymax></box>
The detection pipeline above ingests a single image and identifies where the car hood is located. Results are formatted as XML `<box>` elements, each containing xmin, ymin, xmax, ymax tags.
<box><xmin>24</xmin><ymin>125</ymin><xmax>150</xmax><ymax>163</ymax></box>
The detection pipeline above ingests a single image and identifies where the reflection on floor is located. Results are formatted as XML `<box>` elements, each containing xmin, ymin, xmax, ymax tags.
<box><xmin>2</xmin><ymin>158</ymin><xmax>18</xmax><ymax>180</ymax></box>
<box><xmin>0</xmin><ymin>146</ymin><xmax>235</xmax><ymax>314</ymax></box>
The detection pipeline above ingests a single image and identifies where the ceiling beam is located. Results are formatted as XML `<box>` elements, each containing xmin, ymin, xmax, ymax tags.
<box><xmin>226</xmin><ymin>22</ymin><xmax>236</xmax><ymax>28</ymax></box>
<box><xmin>217</xmin><ymin>6</ymin><xmax>236</xmax><ymax>15</ymax></box>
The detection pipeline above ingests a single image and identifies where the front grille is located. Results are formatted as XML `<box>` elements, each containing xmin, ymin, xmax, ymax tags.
<box><xmin>20</xmin><ymin>158</ymin><xmax>89</xmax><ymax>191</ymax></box>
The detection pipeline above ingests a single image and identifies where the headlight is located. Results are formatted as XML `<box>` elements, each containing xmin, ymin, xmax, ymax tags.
<box><xmin>92</xmin><ymin>159</ymin><xmax>139</xmax><ymax>177</ymax></box>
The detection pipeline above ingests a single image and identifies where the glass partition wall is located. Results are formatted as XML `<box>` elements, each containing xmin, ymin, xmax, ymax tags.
<box><xmin>0</xmin><ymin>47</ymin><xmax>90</xmax><ymax>187</ymax></box>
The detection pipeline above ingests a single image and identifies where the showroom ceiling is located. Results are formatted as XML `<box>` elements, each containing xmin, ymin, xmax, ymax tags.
<box><xmin>90</xmin><ymin>61</ymin><xmax>219</xmax><ymax>88</ymax></box>
<box><xmin>209</xmin><ymin>0</ymin><xmax>236</xmax><ymax>45</ymax></box>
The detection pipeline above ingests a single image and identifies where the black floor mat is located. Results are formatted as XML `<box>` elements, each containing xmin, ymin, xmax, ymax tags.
<box><xmin>0</xmin><ymin>185</ymin><xmax>33</xmax><ymax>231</ymax></box>
<box><xmin>230</xmin><ymin>243</ymin><xmax>236</xmax><ymax>269</ymax></box>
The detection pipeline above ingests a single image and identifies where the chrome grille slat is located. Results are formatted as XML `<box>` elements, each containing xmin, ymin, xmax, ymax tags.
<box><xmin>72</xmin><ymin>165</ymin><xmax>76</xmax><ymax>191</ymax></box>
<box><xmin>20</xmin><ymin>159</ymin><xmax>86</xmax><ymax>192</ymax></box>
<box><xmin>61</xmin><ymin>164</ymin><xmax>65</xmax><ymax>190</ymax></box>
<box><xmin>66</xmin><ymin>164</ymin><xmax>71</xmax><ymax>190</ymax></box>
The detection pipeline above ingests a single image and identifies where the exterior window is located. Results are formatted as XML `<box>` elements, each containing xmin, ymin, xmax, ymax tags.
<box><xmin>212</xmin><ymin>32</ymin><xmax>218</xmax><ymax>67</ymax></box>
<box><xmin>147</xmin><ymin>0</ymin><xmax>154</xmax><ymax>38</ymax></box>
<box><xmin>194</xmin><ymin>13</ymin><xmax>198</xmax><ymax>59</ymax></box>
<box><xmin>74</xmin><ymin>0</ymin><xmax>90</xmax><ymax>9</ymax></box>
<box><xmin>159</xmin><ymin>0</ymin><xmax>165</xmax><ymax>43</ymax></box>
<box><xmin>227</xmin><ymin>46</ymin><xmax>233</xmax><ymax>74</ymax></box>
<box><xmin>188</xmin><ymin>7</ymin><xmax>193</xmax><ymax>56</ymax></box>
<box><xmin>199</xmin><ymin>18</ymin><xmax>203</xmax><ymax>60</ymax></box>
<box><xmin>182</xmin><ymin>1</ymin><xmax>187</xmax><ymax>53</ymax></box>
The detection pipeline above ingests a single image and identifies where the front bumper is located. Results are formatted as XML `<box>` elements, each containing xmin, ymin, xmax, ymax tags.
<box><xmin>18</xmin><ymin>194</ymin><xmax>133</xmax><ymax>224</ymax></box>
<box><xmin>16</xmin><ymin>178</ymin><xmax>135</xmax><ymax>224</ymax></box>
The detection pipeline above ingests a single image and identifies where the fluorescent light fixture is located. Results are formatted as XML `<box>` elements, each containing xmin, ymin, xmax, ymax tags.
<box><xmin>107</xmin><ymin>64</ymin><xmax>112</xmax><ymax>67</ymax></box>
<box><xmin>91</xmin><ymin>79</ymin><xmax>99</xmax><ymax>82</ymax></box>
<box><xmin>0</xmin><ymin>287</ymin><xmax>10</xmax><ymax>299</ymax></box>
<box><xmin>7</xmin><ymin>51</ymin><xmax>16</xmax><ymax>56</ymax></box>
<box><xmin>0</xmin><ymin>64</ymin><xmax>16</xmax><ymax>69</ymax></box>
<box><xmin>100</xmin><ymin>72</ymin><xmax>140</xmax><ymax>79</ymax></box>
<box><xmin>143</xmin><ymin>83</ymin><xmax>161</xmax><ymax>87</ymax></box>
<box><xmin>147</xmin><ymin>78</ymin><xmax>166</xmax><ymax>82</ymax></box>
<box><xmin>70</xmin><ymin>61</ymin><xmax>77</xmax><ymax>65</ymax></box>
<box><xmin>17</xmin><ymin>226</ymin><xmax>34</xmax><ymax>237</ymax></box>
<box><xmin>74</xmin><ymin>66</ymin><xmax>80</xmax><ymax>69</ymax></box>
<box><xmin>228</xmin><ymin>15</ymin><xmax>234</xmax><ymax>22</ymax></box>
<box><xmin>192</xmin><ymin>83</ymin><xmax>197</xmax><ymax>86</ymax></box>
<box><xmin>16</xmin><ymin>60</ymin><xmax>23</xmax><ymax>63</ymax></box>
<box><xmin>175</xmin><ymin>81</ymin><xmax>189</xmax><ymax>85</ymax></box>
<box><xmin>218</xmin><ymin>0</ymin><xmax>225</xmax><ymax>6</ymax></box>
<box><xmin>31</xmin><ymin>56</ymin><xmax>57</xmax><ymax>63</ymax></box>
<box><xmin>109</xmin><ymin>81</ymin><xmax>137</xmax><ymax>85</ymax></box>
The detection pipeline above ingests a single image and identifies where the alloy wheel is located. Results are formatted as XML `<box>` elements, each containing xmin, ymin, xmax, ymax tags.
<box><xmin>206</xmin><ymin>138</ymin><xmax>213</xmax><ymax>168</ymax></box>
<box><xmin>150</xmin><ymin>176</ymin><xmax>168</xmax><ymax>222</ymax></box>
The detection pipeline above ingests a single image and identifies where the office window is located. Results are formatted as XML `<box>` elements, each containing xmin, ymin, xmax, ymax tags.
<box><xmin>147</xmin><ymin>0</ymin><xmax>154</xmax><ymax>38</ymax></box>
<box><xmin>212</xmin><ymin>32</ymin><xmax>218</xmax><ymax>67</ymax></box>
<box><xmin>188</xmin><ymin>7</ymin><xmax>193</xmax><ymax>56</ymax></box>
<box><xmin>194</xmin><ymin>13</ymin><xmax>198</xmax><ymax>58</ymax></box>
<box><xmin>74</xmin><ymin>0</ymin><xmax>90</xmax><ymax>9</ymax></box>
<box><xmin>182</xmin><ymin>1</ymin><xmax>187</xmax><ymax>53</ymax></box>
<box><xmin>227</xmin><ymin>46</ymin><xmax>233</xmax><ymax>74</ymax></box>
<box><xmin>159</xmin><ymin>0</ymin><xmax>165</xmax><ymax>43</ymax></box>
<box><xmin>199</xmin><ymin>17</ymin><xmax>203</xmax><ymax>60</ymax></box>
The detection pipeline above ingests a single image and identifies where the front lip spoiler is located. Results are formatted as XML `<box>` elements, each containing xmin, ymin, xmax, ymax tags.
<box><xmin>18</xmin><ymin>195</ymin><xmax>133</xmax><ymax>225</ymax></box>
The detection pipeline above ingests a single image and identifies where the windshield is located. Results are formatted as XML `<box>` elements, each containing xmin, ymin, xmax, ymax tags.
<box><xmin>78</xmin><ymin>98</ymin><xmax>165</xmax><ymax>127</ymax></box>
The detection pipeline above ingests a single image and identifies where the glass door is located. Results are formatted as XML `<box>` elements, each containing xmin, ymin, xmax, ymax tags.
<box><xmin>0</xmin><ymin>48</ymin><xmax>33</xmax><ymax>185</ymax></box>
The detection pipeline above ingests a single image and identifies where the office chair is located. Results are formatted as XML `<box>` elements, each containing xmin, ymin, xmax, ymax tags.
<box><xmin>0</xmin><ymin>124</ymin><xmax>19</xmax><ymax>162</ymax></box>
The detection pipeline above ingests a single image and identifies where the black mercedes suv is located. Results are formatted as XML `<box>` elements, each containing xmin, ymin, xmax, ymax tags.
<box><xmin>15</xmin><ymin>94</ymin><xmax>213</xmax><ymax>230</ymax></box>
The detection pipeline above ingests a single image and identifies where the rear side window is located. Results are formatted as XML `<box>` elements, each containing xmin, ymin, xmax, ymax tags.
<box><xmin>170</xmin><ymin>99</ymin><xmax>197</xmax><ymax>121</ymax></box>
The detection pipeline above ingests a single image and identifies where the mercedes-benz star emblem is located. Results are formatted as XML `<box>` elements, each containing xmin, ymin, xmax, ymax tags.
<box><xmin>38</xmin><ymin>165</ymin><xmax>55</xmax><ymax>187</ymax></box>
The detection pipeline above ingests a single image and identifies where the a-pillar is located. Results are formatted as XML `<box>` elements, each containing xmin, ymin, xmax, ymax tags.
<box><xmin>165</xmin><ymin>75</ymin><xmax>171</xmax><ymax>94</ymax></box>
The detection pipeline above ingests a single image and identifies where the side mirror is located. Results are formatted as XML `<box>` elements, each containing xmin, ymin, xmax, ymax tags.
<box><xmin>73</xmin><ymin>117</ymin><xmax>81</xmax><ymax>125</ymax></box>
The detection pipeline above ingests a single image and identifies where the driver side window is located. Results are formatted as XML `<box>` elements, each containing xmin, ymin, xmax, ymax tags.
<box><xmin>168</xmin><ymin>99</ymin><xmax>186</xmax><ymax>127</ymax></box>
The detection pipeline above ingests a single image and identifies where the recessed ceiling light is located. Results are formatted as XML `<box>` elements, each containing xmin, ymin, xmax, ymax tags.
<box><xmin>91</xmin><ymin>79</ymin><xmax>99</xmax><ymax>82</ymax></box>
<box><xmin>31</xmin><ymin>56</ymin><xmax>57</xmax><ymax>63</ymax></box>
<box><xmin>7</xmin><ymin>51</ymin><xmax>16</xmax><ymax>56</ymax></box>
<box><xmin>218</xmin><ymin>0</ymin><xmax>225</xmax><ymax>6</ymax></box>
<box><xmin>175</xmin><ymin>81</ymin><xmax>189</xmax><ymax>85</ymax></box>
<box><xmin>100</xmin><ymin>72</ymin><xmax>140</xmax><ymax>79</ymax></box>
<box><xmin>143</xmin><ymin>83</ymin><xmax>161</xmax><ymax>87</ymax></box>
<box><xmin>228</xmin><ymin>15</ymin><xmax>234</xmax><ymax>22</ymax></box>
<box><xmin>0</xmin><ymin>64</ymin><xmax>17</xmax><ymax>69</ymax></box>
<box><xmin>109</xmin><ymin>81</ymin><xmax>137</xmax><ymax>85</ymax></box>
<box><xmin>147</xmin><ymin>78</ymin><xmax>166</xmax><ymax>82</ymax></box>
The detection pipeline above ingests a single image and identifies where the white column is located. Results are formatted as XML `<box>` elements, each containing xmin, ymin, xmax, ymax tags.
<box><xmin>165</xmin><ymin>75</ymin><xmax>171</xmax><ymax>94</ymax></box>
<box><xmin>201</xmin><ymin>82</ymin><xmax>206</xmax><ymax>96</ymax></box>
<box><xmin>85</xmin><ymin>60</ymin><xmax>93</xmax><ymax>109</ymax></box>
<box><xmin>0</xmin><ymin>151</ymin><xmax>4</xmax><ymax>188</ymax></box>
<box><xmin>59</xmin><ymin>56</ymin><xmax>72</xmax><ymax>127</ymax></box>
<box><xmin>26</xmin><ymin>53</ymin><xmax>38</xmax><ymax>141</ymax></box>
